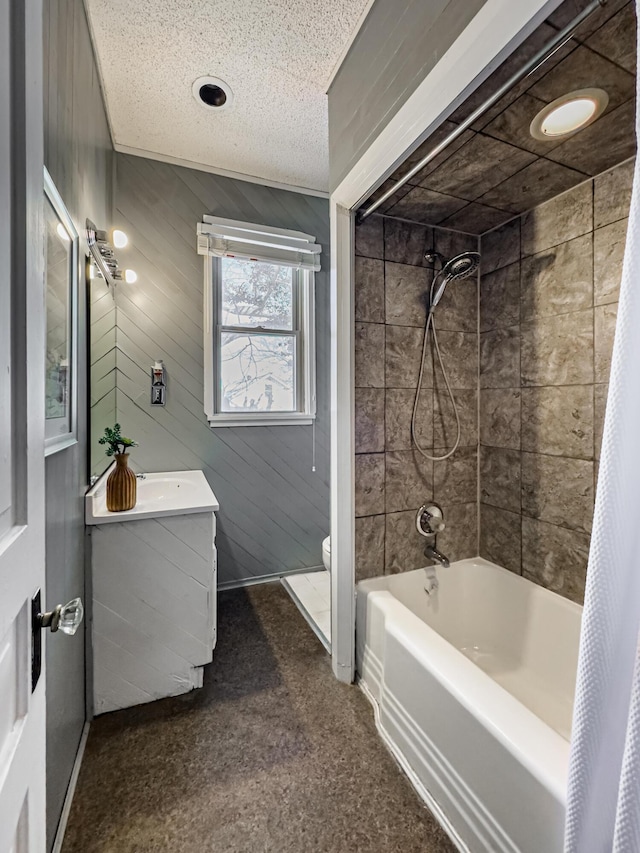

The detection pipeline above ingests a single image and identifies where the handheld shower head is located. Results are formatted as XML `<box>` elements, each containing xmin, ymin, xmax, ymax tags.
<box><xmin>427</xmin><ymin>251</ymin><xmax>481</xmax><ymax>312</ymax></box>
<box><xmin>442</xmin><ymin>252</ymin><xmax>481</xmax><ymax>280</ymax></box>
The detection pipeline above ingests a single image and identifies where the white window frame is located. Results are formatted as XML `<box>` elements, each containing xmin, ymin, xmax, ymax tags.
<box><xmin>199</xmin><ymin>216</ymin><xmax>319</xmax><ymax>427</ymax></box>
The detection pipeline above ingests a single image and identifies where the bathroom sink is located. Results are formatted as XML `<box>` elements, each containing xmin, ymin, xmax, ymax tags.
<box><xmin>86</xmin><ymin>469</ymin><xmax>219</xmax><ymax>524</ymax></box>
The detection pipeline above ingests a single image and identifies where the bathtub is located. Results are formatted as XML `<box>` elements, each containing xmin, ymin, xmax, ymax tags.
<box><xmin>356</xmin><ymin>557</ymin><xmax>582</xmax><ymax>853</ymax></box>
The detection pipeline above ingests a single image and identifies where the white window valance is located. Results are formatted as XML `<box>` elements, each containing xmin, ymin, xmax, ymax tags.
<box><xmin>197</xmin><ymin>215</ymin><xmax>322</xmax><ymax>272</ymax></box>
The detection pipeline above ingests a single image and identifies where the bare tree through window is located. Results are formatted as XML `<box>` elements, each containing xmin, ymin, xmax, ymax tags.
<box><xmin>219</xmin><ymin>258</ymin><xmax>296</xmax><ymax>412</ymax></box>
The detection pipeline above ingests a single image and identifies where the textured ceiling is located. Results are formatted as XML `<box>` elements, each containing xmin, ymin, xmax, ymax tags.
<box><xmin>85</xmin><ymin>0</ymin><xmax>372</xmax><ymax>192</ymax></box>
<box><xmin>369</xmin><ymin>0</ymin><xmax>636</xmax><ymax>235</ymax></box>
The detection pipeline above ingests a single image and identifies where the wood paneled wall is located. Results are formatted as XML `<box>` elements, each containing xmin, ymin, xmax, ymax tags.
<box><xmin>99</xmin><ymin>153</ymin><xmax>330</xmax><ymax>586</ymax></box>
<box><xmin>90</xmin><ymin>276</ymin><xmax>116</xmax><ymax>478</ymax></box>
<box><xmin>43</xmin><ymin>0</ymin><xmax>113</xmax><ymax>847</ymax></box>
<box><xmin>327</xmin><ymin>0</ymin><xmax>487</xmax><ymax>191</ymax></box>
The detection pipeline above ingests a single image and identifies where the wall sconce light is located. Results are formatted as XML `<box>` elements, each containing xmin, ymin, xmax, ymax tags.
<box><xmin>112</xmin><ymin>229</ymin><xmax>128</xmax><ymax>249</ymax></box>
<box><xmin>86</xmin><ymin>220</ymin><xmax>137</xmax><ymax>288</ymax></box>
<box><xmin>112</xmin><ymin>268</ymin><xmax>138</xmax><ymax>284</ymax></box>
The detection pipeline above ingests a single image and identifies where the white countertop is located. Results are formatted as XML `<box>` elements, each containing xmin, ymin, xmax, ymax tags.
<box><xmin>86</xmin><ymin>468</ymin><xmax>219</xmax><ymax>525</ymax></box>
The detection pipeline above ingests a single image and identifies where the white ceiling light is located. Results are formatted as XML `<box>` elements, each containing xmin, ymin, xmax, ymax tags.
<box><xmin>56</xmin><ymin>223</ymin><xmax>70</xmax><ymax>242</ymax></box>
<box><xmin>530</xmin><ymin>88</ymin><xmax>609</xmax><ymax>140</ymax></box>
<box><xmin>124</xmin><ymin>269</ymin><xmax>138</xmax><ymax>284</ymax></box>
<box><xmin>112</xmin><ymin>229</ymin><xmax>128</xmax><ymax>248</ymax></box>
<box><xmin>192</xmin><ymin>76</ymin><xmax>234</xmax><ymax>111</ymax></box>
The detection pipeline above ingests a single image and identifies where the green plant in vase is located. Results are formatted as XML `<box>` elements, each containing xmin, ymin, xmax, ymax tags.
<box><xmin>99</xmin><ymin>424</ymin><xmax>139</xmax><ymax>511</ymax></box>
<box><xmin>99</xmin><ymin>423</ymin><xmax>138</xmax><ymax>457</ymax></box>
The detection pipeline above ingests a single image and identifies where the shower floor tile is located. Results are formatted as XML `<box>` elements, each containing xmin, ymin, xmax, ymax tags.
<box><xmin>281</xmin><ymin>570</ymin><xmax>331</xmax><ymax>651</ymax></box>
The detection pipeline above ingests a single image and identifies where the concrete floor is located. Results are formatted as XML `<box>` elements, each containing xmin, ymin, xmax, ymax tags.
<box><xmin>63</xmin><ymin>583</ymin><xmax>455</xmax><ymax>853</ymax></box>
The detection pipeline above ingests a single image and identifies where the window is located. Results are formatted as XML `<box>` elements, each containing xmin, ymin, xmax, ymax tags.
<box><xmin>198</xmin><ymin>217</ymin><xmax>320</xmax><ymax>427</ymax></box>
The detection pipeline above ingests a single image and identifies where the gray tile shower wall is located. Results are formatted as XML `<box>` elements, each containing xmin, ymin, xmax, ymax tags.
<box><xmin>354</xmin><ymin>158</ymin><xmax>631</xmax><ymax>599</ymax></box>
<box><xmin>354</xmin><ymin>217</ymin><xmax>480</xmax><ymax>578</ymax></box>
<box><xmin>479</xmin><ymin>157</ymin><xmax>633</xmax><ymax>603</ymax></box>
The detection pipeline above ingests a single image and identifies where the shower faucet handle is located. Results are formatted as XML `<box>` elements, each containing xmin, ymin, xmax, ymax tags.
<box><xmin>416</xmin><ymin>504</ymin><xmax>446</xmax><ymax>537</ymax></box>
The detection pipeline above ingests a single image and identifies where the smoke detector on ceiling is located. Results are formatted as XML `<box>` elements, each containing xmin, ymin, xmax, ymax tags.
<box><xmin>192</xmin><ymin>76</ymin><xmax>234</xmax><ymax>111</ymax></box>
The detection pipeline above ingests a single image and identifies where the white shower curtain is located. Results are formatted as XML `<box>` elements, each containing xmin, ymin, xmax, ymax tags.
<box><xmin>564</xmin><ymin>6</ymin><xmax>640</xmax><ymax>851</ymax></box>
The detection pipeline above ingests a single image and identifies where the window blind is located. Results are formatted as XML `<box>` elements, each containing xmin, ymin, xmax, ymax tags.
<box><xmin>197</xmin><ymin>216</ymin><xmax>321</xmax><ymax>272</ymax></box>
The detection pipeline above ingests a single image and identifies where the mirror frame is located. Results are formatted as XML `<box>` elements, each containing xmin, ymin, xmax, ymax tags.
<box><xmin>44</xmin><ymin>167</ymin><xmax>79</xmax><ymax>456</ymax></box>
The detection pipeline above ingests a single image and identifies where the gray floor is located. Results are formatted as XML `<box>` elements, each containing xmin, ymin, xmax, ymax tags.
<box><xmin>63</xmin><ymin>584</ymin><xmax>455</xmax><ymax>852</ymax></box>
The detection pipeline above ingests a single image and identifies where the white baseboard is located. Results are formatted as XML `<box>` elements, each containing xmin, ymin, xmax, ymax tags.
<box><xmin>52</xmin><ymin>722</ymin><xmax>90</xmax><ymax>853</ymax></box>
<box><xmin>218</xmin><ymin>565</ymin><xmax>324</xmax><ymax>591</ymax></box>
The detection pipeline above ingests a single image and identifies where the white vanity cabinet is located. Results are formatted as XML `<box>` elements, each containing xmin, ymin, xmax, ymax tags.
<box><xmin>86</xmin><ymin>470</ymin><xmax>219</xmax><ymax>715</ymax></box>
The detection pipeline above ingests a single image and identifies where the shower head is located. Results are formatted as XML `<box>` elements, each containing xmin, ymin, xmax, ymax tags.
<box><xmin>442</xmin><ymin>251</ymin><xmax>481</xmax><ymax>280</ymax></box>
<box><xmin>427</xmin><ymin>250</ymin><xmax>481</xmax><ymax>312</ymax></box>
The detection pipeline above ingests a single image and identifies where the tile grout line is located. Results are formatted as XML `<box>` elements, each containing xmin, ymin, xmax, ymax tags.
<box><xmin>518</xmin><ymin>216</ymin><xmax>523</xmax><ymax>577</ymax></box>
<box><xmin>383</xmin><ymin>218</ymin><xmax>388</xmax><ymax>573</ymax></box>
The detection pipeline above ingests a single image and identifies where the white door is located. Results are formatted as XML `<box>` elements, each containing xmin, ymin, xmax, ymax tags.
<box><xmin>0</xmin><ymin>0</ymin><xmax>47</xmax><ymax>849</ymax></box>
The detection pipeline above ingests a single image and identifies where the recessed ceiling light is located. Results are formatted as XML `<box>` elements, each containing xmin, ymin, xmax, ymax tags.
<box><xmin>530</xmin><ymin>88</ymin><xmax>609</xmax><ymax>140</ymax></box>
<box><xmin>192</xmin><ymin>76</ymin><xmax>233</xmax><ymax>111</ymax></box>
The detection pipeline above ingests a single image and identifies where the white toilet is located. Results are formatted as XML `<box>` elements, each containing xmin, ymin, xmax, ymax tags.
<box><xmin>322</xmin><ymin>536</ymin><xmax>331</xmax><ymax>571</ymax></box>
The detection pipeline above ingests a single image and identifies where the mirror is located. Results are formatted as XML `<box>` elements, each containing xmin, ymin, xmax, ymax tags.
<box><xmin>44</xmin><ymin>168</ymin><xmax>78</xmax><ymax>455</ymax></box>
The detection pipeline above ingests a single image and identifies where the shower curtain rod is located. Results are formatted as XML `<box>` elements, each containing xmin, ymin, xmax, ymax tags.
<box><xmin>356</xmin><ymin>0</ymin><xmax>608</xmax><ymax>223</ymax></box>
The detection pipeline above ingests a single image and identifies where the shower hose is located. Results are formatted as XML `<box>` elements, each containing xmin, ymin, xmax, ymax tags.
<box><xmin>411</xmin><ymin>270</ymin><xmax>462</xmax><ymax>462</ymax></box>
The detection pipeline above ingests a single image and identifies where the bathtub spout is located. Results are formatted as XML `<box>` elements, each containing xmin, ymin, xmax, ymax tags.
<box><xmin>424</xmin><ymin>544</ymin><xmax>450</xmax><ymax>568</ymax></box>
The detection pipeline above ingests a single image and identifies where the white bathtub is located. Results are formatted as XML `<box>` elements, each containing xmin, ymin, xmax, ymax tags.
<box><xmin>356</xmin><ymin>557</ymin><xmax>582</xmax><ymax>853</ymax></box>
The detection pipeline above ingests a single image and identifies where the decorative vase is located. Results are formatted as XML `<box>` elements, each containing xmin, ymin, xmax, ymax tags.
<box><xmin>106</xmin><ymin>453</ymin><xmax>137</xmax><ymax>511</ymax></box>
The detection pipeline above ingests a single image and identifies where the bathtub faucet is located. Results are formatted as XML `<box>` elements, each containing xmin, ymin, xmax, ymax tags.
<box><xmin>416</xmin><ymin>503</ymin><xmax>450</xmax><ymax>568</ymax></box>
<box><xmin>424</xmin><ymin>544</ymin><xmax>450</xmax><ymax>568</ymax></box>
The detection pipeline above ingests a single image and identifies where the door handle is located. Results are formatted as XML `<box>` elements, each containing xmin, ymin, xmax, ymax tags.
<box><xmin>31</xmin><ymin>592</ymin><xmax>84</xmax><ymax>691</ymax></box>
<box><xmin>36</xmin><ymin>597</ymin><xmax>84</xmax><ymax>634</ymax></box>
